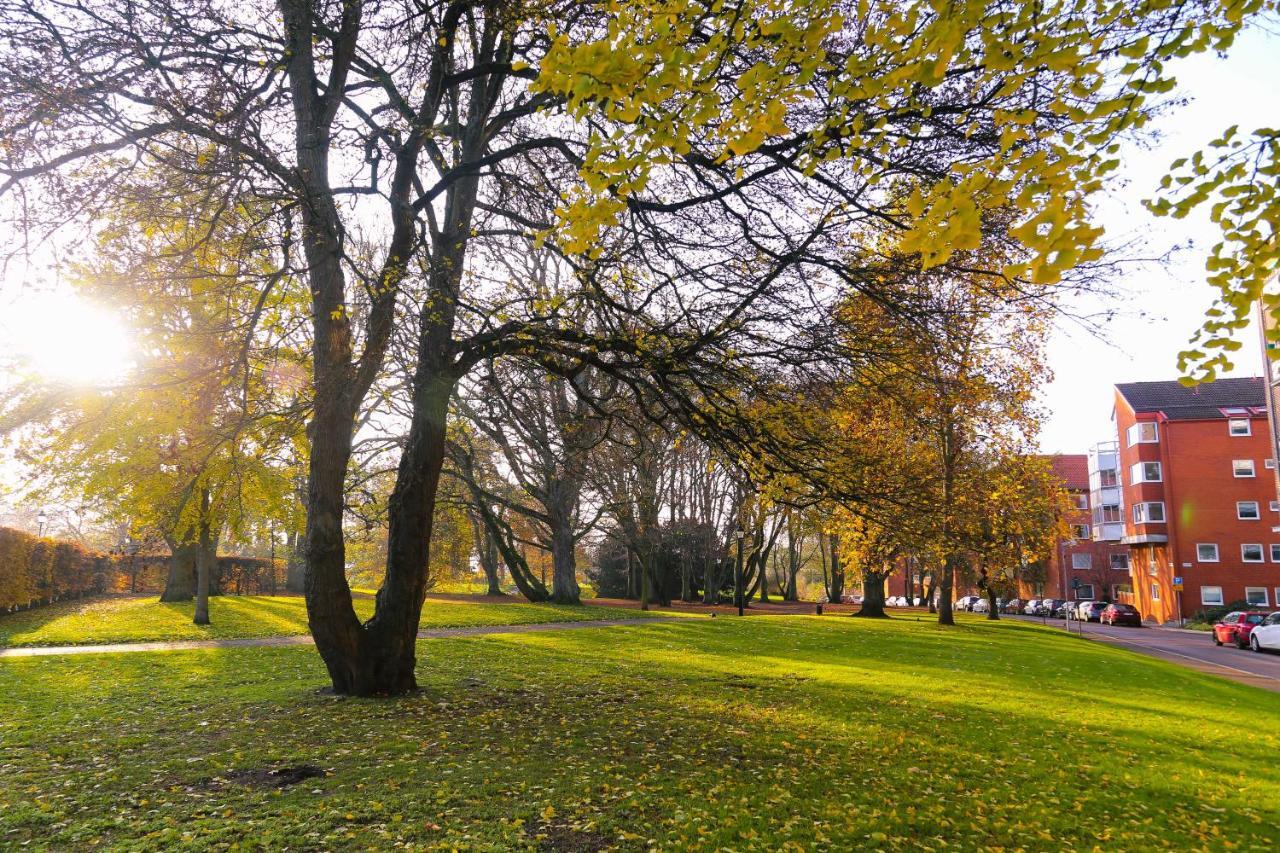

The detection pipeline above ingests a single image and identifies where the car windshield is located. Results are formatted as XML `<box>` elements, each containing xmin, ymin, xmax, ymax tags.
<box><xmin>1246</xmin><ymin>615</ymin><xmax>1265</xmax><ymax>624</ymax></box>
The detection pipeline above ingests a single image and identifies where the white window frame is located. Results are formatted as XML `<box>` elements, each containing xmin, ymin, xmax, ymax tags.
<box><xmin>1271</xmin><ymin>501</ymin><xmax>1280</xmax><ymax>513</ymax></box>
<box><xmin>1245</xmin><ymin>587</ymin><xmax>1269</xmax><ymax>607</ymax></box>
<box><xmin>1229</xmin><ymin>418</ymin><xmax>1251</xmax><ymax>436</ymax></box>
<box><xmin>1076</xmin><ymin>583</ymin><xmax>1095</xmax><ymax>600</ymax></box>
<box><xmin>1151</xmin><ymin>583</ymin><xmax>1160</xmax><ymax>602</ymax></box>
<box><xmin>1237</xmin><ymin>501</ymin><xmax>1261</xmax><ymax>520</ymax></box>
<box><xmin>1233</xmin><ymin>459</ymin><xmax>1256</xmax><ymax>477</ymax></box>
<box><xmin>1133</xmin><ymin>502</ymin><xmax>1166</xmax><ymax>524</ymax></box>
<box><xmin>1267</xmin><ymin>458</ymin><xmax>1277</xmax><ymax>470</ymax></box>
<box><xmin>1071</xmin><ymin>553</ymin><xmax>1092</xmax><ymax>570</ymax></box>
<box><xmin>1109</xmin><ymin>553</ymin><xmax>1129</xmax><ymax>570</ymax></box>
<box><xmin>1197</xmin><ymin>543</ymin><xmax>1220</xmax><ymax>563</ymax></box>
<box><xmin>1200</xmin><ymin>586</ymin><xmax>1224</xmax><ymax>606</ymax></box>
<box><xmin>1126</xmin><ymin>422</ymin><xmax>1159</xmax><ymax>446</ymax></box>
<box><xmin>1129</xmin><ymin>461</ymin><xmax>1162</xmax><ymax>484</ymax></box>
<box><xmin>1242</xmin><ymin>543</ymin><xmax>1265</xmax><ymax>563</ymax></box>
<box><xmin>1270</xmin><ymin>544</ymin><xmax>1280</xmax><ymax>563</ymax></box>
<box><xmin>1071</xmin><ymin>493</ymin><xmax>1088</xmax><ymax>510</ymax></box>
<box><xmin>1071</xmin><ymin>524</ymin><xmax>1090</xmax><ymax>540</ymax></box>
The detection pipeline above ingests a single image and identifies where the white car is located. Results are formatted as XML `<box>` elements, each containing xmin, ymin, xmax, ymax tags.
<box><xmin>1023</xmin><ymin>599</ymin><xmax>1042</xmax><ymax>615</ymax></box>
<box><xmin>971</xmin><ymin>598</ymin><xmax>990</xmax><ymax>613</ymax></box>
<box><xmin>1249</xmin><ymin>612</ymin><xmax>1280</xmax><ymax>652</ymax></box>
<box><xmin>954</xmin><ymin>595</ymin><xmax>981</xmax><ymax>611</ymax></box>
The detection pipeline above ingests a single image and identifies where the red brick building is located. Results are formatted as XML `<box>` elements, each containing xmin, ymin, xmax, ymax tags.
<box><xmin>1111</xmin><ymin>378</ymin><xmax>1280</xmax><ymax>623</ymax></box>
<box><xmin>1016</xmin><ymin>455</ymin><xmax>1131</xmax><ymax>602</ymax></box>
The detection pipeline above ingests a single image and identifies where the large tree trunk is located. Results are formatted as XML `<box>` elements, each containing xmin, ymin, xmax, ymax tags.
<box><xmin>985</xmin><ymin>584</ymin><xmax>1000</xmax><ymax>621</ymax></box>
<box><xmin>546</xmin><ymin>502</ymin><xmax>581</xmax><ymax>605</ymax></box>
<box><xmin>937</xmin><ymin>557</ymin><xmax>956</xmax><ymax>626</ymax></box>
<box><xmin>854</xmin><ymin>571</ymin><xmax>888</xmax><ymax>618</ymax></box>
<box><xmin>285</xmin><ymin>530</ymin><xmax>306</xmax><ymax>594</ymax></box>
<box><xmin>160</xmin><ymin>539</ymin><xmax>198</xmax><ymax>602</ymax></box>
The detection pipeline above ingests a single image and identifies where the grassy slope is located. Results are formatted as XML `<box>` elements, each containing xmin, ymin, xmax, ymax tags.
<box><xmin>1</xmin><ymin>615</ymin><xmax>1277</xmax><ymax>850</ymax></box>
<box><xmin>0</xmin><ymin>595</ymin><xmax>641</xmax><ymax>647</ymax></box>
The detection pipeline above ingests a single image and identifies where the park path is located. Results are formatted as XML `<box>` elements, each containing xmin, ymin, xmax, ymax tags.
<box><xmin>0</xmin><ymin>617</ymin><xmax>669</xmax><ymax>659</ymax></box>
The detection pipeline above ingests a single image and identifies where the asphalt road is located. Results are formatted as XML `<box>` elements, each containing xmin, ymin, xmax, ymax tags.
<box><xmin>1013</xmin><ymin>614</ymin><xmax>1280</xmax><ymax>692</ymax></box>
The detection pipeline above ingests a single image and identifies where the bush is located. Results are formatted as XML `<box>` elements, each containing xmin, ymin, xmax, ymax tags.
<box><xmin>1187</xmin><ymin>600</ymin><xmax>1255</xmax><ymax>626</ymax></box>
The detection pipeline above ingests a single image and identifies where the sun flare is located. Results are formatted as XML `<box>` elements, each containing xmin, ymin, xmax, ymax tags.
<box><xmin>4</xmin><ymin>290</ymin><xmax>134</xmax><ymax>387</ymax></box>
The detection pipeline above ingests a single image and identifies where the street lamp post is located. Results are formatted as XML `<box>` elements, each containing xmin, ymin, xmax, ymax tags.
<box><xmin>36</xmin><ymin>510</ymin><xmax>48</xmax><ymax>538</ymax></box>
<box><xmin>735</xmin><ymin>528</ymin><xmax>746</xmax><ymax>617</ymax></box>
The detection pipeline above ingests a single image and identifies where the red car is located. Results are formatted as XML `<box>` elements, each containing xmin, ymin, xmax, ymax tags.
<box><xmin>1212</xmin><ymin>611</ymin><xmax>1269</xmax><ymax>649</ymax></box>
<box><xmin>1100</xmin><ymin>603</ymin><xmax>1142</xmax><ymax>627</ymax></box>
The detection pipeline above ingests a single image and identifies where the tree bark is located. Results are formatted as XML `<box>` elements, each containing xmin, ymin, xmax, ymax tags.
<box><xmin>937</xmin><ymin>557</ymin><xmax>956</xmax><ymax>626</ymax></box>
<box><xmin>546</xmin><ymin>501</ymin><xmax>581</xmax><ymax>605</ymax></box>
<box><xmin>193</xmin><ymin>487</ymin><xmax>213</xmax><ymax>626</ymax></box>
<box><xmin>854</xmin><ymin>571</ymin><xmax>888</xmax><ymax>618</ymax></box>
<box><xmin>160</xmin><ymin>540</ymin><xmax>198</xmax><ymax>602</ymax></box>
<box><xmin>827</xmin><ymin>534</ymin><xmax>844</xmax><ymax>604</ymax></box>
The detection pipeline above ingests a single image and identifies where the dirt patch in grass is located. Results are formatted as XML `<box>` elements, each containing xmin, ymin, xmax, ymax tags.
<box><xmin>537</xmin><ymin>821</ymin><xmax>613</xmax><ymax>852</ymax></box>
<box><xmin>210</xmin><ymin>765</ymin><xmax>327</xmax><ymax>790</ymax></box>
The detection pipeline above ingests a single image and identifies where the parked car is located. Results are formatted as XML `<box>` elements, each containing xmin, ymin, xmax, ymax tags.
<box><xmin>1212</xmin><ymin>611</ymin><xmax>1269</xmax><ymax>648</ymax></box>
<box><xmin>840</xmin><ymin>593</ymin><xmax>863</xmax><ymax>605</ymax></box>
<box><xmin>1248</xmin><ymin>612</ymin><xmax>1280</xmax><ymax>652</ymax></box>
<box><xmin>1101</xmin><ymin>603</ymin><xmax>1142</xmax><ymax>627</ymax></box>
<box><xmin>954</xmin><ymin>595</ymin><xmax>981</xmax><ymax>612</ymax></box>
<box><xmin>972</xmin><ymin>598</ymin><xmax>990</xmax><ymax>613</ymax></box>
<box><xmin>1023</xmin><ymin>599</ymin><xmax>1042</xmax><ymax>615</ymax></box>
<box><xmin>1035</xmin><ymin>598</ymin><xmax>1062</xmax><ymax>617</ymax></box>
<box><xmin>1050</xmin><ymin>600</ymin><xmax>1075</xmax><ymax>619</ymax></box>
<box><xmin>1076</xmin><ymin>601</ymin><xmax>1106</xmax><ymax>622</ymax></box>
<box><xmin>1003</xmin><ymin>598</ymin><xmax>1025</xmax><ymax>614</ymax></box>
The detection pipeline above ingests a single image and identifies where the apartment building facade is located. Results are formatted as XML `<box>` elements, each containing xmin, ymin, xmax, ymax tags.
<box><xmin>1017</xmin><ymin>454</ymin><xmax>1131</xmax><ymax>602</ymax></box>
<box><xmin>1112</xmin><ymin>378</ymin><xmax>1280</xmax><ymax>623</ymax></box>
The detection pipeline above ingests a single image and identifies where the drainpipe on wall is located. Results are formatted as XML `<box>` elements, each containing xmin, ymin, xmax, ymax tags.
<box><xmin>1157</xmin><ymin>411</ymin><xmax>1181</xmax><ymax>626</ymax></box>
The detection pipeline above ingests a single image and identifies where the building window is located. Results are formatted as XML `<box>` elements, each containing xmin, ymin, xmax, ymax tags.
<box><xmin>1272</xmin><ymin>501</ymin><xmax>1280</xmax><ymax>513</ymax></box>
<box><xmin>1071</xmin><ymin>524</ymin><xmax>1090</xmax><ymax>540</ymax></box>
<box><xmin>1151</xmin><ymin>583</ymin><xmax>1160</xmax><ymax>601</ymax></box>
<box><xmin>1271</xmin><ymin>544</ymin><xmax>1280</xmax><ymax>563</ymax></box>
<box><xmin>1113</xmin><ymin>583</ymin><xmax>1132</xmax><ymax>599</ymax></box>
<box><xmin>1267</xmin><ymin>458</ymin><xmax>1276</xmax><ymax>470</ymax></box>
<box><xmin>1229</xmin><ymin>418</ymin><xmax>1251</xmax><ymax>436</ymax></box>
<box><xmin>1132</xmin><ymin>502</ymin><xmax>1166</xmax><ymax>524</ymax></box>
<box><xmin>1201</xmin><ymin>586</ymin><xmax>1225</xmax><ymax>606</ymax></box>
<box><xmin>1110</xmin><ymin>553</ymin><xmax>1130</xmax><ymax>570</ymax></box>
<box><xmin>1245</xmin><ymin>587</ymin><xmax>1269</xmax><ymax>607</ymax></box>
<box><xmin>1076</xmin><ymin>583</ymin><xmax>1095</xmax><ymax>600</ymax></box>
<box><xmin>1233</xmin><ymin>459</ymin><xmax>1256</xmax><ymax>477</ymax></box>
<box><xmin>1071</xmin><ymin>493</ymin><xmax>1088</xmax><ymax>510</ymax></box>
<box><xmin>1237</xmin><ymin>501</ymin><xmax>1261</xmax><ymax>520</ymax></box>
<box><xmin>1242</xmin><ymin>544</ymin><xmax>1265</xmax><ymax>562</ymax></box>
<box><xmin>1099</xmin><ymin>504</ymin><xmax>1122</xmax><ymax>523</ymax></box>
<box><xmin>1197</xmin><ymin>543</ymin><xmax>1220</xmax><ymax>562</ymax></box>
<box><xmin>1071</xmin><ymin>553</ymin><xmax>1092</xmax><ymax>570</ymax></box>
<box><xmin>1098</xmin><ymin>469</ymin><xmax>1119</xmax><ymax>488</ymax></box>
<box><xmin>1127</xmin><ymin>422</ymin><xmax>1159</xmax><ymax>446</ymax></box>
<box><xmin>1129</xmin><ymin>461</ymin><xmax>1162</xmax><ymax>483</ymax></box>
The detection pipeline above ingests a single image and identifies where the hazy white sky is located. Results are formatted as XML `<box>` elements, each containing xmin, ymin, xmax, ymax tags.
<box><xmin>1037</xmin><ymin>24</ymin><xmax>1280</xmax><ymax>453</ymax></box>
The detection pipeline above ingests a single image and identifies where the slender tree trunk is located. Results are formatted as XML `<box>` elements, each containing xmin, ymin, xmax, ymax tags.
<box><xmin>828</xmin><ymin>534</ymin><xmax>844</xmax><ymax>604</ymax></box>
<box><xmin>986</xmin><ymin>585</ymin><xmax>1000</xmax><ymax>621</ymax></box>
<box><xmin>925</xmin><ymin>572</ymin><xmax>938</xmax><ymax>614</ymax></box>
<box><xmin>854</xmin><ymin>571</ymin><xmax>888</xmax><ymax>618</ymax></box>
<box><xmin>193</xmin><ymin>488</ymin><xmax>213</xmax><ymax>626</ymax></box>
<box><xmin>285</xmin><ymin>530</ymin><xmax>306</xmax><ymax>594</ymax></box>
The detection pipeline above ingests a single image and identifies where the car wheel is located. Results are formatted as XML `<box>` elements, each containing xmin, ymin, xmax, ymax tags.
<box><xmin>1251</xmin><ymin>634</ymin><xmax>1262</xmax><ymax>653</ymax></box>
<box><xmin>1237</xmin><ymin>635</ymin><xmax>1249</xmax><ymax>650</ymax></box>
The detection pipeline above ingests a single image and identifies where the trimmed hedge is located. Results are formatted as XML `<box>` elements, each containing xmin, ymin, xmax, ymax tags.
<box><xmin>1</xmin><ymin>526</ymin><xmax>285</xmax><ymax>611</ymax></box>
<box><xmin>0</xmin><ymin>527</ymin><xmax>112</xmax><ymax>611</ymax></box>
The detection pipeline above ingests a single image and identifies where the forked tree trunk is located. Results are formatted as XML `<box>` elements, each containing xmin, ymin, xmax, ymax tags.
<box><xmin>854</xmin><ymin>571</ymin><xmax>888</xmax><ymax>618</ymax></box>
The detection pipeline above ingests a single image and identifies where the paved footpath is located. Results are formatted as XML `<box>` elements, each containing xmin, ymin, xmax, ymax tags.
<box><xmin>0</xmin><ymin>618</ymin><xmax>669</xmax><ymax>659</ymax></box>
<box><xmin>1013</xmin><ymin>615</ymin><xmax>1280</xmax><ymax>693</ymax></box>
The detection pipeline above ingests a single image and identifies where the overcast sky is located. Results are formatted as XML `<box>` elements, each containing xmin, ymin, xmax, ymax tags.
<box><xmin>1036</xmin><ymin>23</ymin><xmax>1280</xmax><ymax>454</ymax></box>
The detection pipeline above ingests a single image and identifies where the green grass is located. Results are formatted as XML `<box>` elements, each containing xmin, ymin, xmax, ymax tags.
<box><xmin>0</xmin><ymin>595</ymin><xmax>644</xmax><ymax>647</ymax></box>
<box><xmin>1</xmin><ymin>614</ymin><xmax>1276</xmax><ymax>850</ymax></box>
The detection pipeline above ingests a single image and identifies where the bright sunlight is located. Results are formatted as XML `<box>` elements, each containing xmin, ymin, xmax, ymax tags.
<box><xmin>2</xmin><ymin>289</ymin><xmax>134</xmax><ymax>386</ymax></box>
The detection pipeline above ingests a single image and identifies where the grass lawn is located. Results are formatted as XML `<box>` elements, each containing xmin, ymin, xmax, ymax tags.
<box><xmin>1</xmin><ymin>615</ymin><xmax>1276</xmax><ymax>850</ymax></box>
<box><xmin>0</xmin><ymin>595</ymin><xmax>644</xmax><ymax>647</ymax></box>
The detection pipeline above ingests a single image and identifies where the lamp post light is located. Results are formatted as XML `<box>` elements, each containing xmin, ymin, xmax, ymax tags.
<box><xmin>734</xmin><ymin>528</ymin><xmax>746</xmax><ymax>617</ymax></box>
<box><xmin>36</xmin><ymin>510</ymin><xmax>48</xmax><ymax>538</ymax></box>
